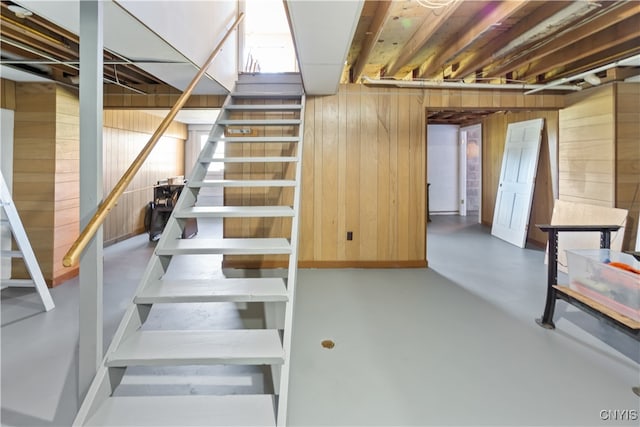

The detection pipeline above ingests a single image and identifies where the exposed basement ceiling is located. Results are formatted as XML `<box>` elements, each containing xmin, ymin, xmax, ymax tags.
<box><xmin>2</xmin><ymin>0</ymin><xmax>639</xmax><ymax>124</ymax></box>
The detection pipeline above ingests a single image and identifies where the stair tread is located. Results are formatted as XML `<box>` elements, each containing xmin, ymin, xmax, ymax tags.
<box><xmin>219</xmin><ymin>119</ymin><xmax>300</xmax><ymax>125</ymax></box>
<box><xmin>0</xmin><ymin>250</ymin><xmax>23</xmax><ymax>258</ymax></box>
<box><xmin>157</xmin><ymin>238</ymin><xmax>291</xmax><ymax>255</ymax></box>
<box><xmin>189</xmin><ymin>179</ymin><xmax>296</xmax><ymax>188</ymax></box>
<box><xmin>136</xmin><ymin>277</ymin><xmax>288</xmax><ymax>303</ymax></box>
<box><xmin>108</xmin><ymin>329</ymin><xmax>284</xmax><ymax>367</ymax></box>
<box><xmin>85</xmin><ymin>395</ymin><xmax>276</xmax><ymax>426</ymax></box>
<box><xmin>226</xmin><ymin>104</ymin><xmax>301</xmax><ymax>110</ymax></box>
<box><xmin>175</xmin><ymin>206</ymin><xmax>294</xmax><ymax>218</ymax></box>
<box><xmin>0</xmin><ymin>279</ymin><xmax>35</xmax><ymax>287</ymax></box>
<box><xmin>232</xmin><ymin>92</ymin><xmax>302</xmax><ymax>98</ymax></box>
<box><xmin>213</xmin><ymin>136</ymin><xmax>299</xmax><ymax>143</ymax></box>
<box><xmin>201</xmin><ymin>156</ymin><xmax>298</xmax><ymax>163</ymax></box>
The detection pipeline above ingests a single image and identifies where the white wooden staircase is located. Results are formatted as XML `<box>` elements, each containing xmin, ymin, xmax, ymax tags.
<box><xmin>0</xmin><ymin>171</ymin><xmax>54</xmax><ymax>311</ymax></box>
<box><xmin>74</xmin><ymin>74</ymin><xmax>305</xmax><ymax>426</ymax></box>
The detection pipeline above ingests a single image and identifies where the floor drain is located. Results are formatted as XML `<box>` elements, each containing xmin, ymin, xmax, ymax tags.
<box><xmin>321</xmin><ymin>340</ymin><xmax>335</xmax><ymax>349</ymax></box>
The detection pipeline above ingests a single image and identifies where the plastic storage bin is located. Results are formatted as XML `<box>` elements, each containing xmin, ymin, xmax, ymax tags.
<box><xmin>566</xmin><ymin>249</ymin><xmax>640</xmax><ymax>321</ymax></box>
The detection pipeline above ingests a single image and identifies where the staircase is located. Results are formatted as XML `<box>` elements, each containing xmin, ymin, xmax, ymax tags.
<box><xmin>74</xmin><ymin>74</ymin><xmax>305</xmax><ymax>426</ymax></box>
<box><xmin>0</xmin><ymin>171</ymin><xmax>54</xmax><ymax>311</ymax></box>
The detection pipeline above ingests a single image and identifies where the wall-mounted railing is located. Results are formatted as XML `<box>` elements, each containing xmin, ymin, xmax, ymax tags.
<box><xmin>63</xmin><ymin>13</ymin><xmax>244</xmax><ymax>268</ymax></box>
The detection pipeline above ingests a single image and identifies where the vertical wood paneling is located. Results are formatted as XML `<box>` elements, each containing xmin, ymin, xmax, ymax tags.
<box><xmin>397</xmin><ymin>92</ymin><xmax>411</xmax><ymax>260</ymax></box>
<box><xmin>616</xmin><ymin>83</ymin><xmax>640</xmax><ymax>250</ymax></box>
<box><xmin>345</xmin><ymin>87</ymin><xmax>361</xmax><ymax>261</ymax></box>
<box><xmin>360</xmin><ymin>88</ymin><xmax>378</xmax><ymax>260</ymax></box>
<box><xmin>377</xmin><ymin>91</ymin><xmax>390</xmax><ymax>260</ymax></box>
<box><xmin>322</xmin><ymin>93</ymin><xmax>339</xmax><ymax>260</ymax></box>
<box><xmin>1</xmin><ymin>78</ymin><xmax>17</xmax><ymax>110</ymax></box>
<box><xmin>481</xmin><ymin>110</ymin><xmax>557</xmax><ymax>246</ymax></box>
<box><xmin>52</xmin><ymin>86</ymin><xmax>79</xmax><ymax>281</ymax></box>
<box><xmin>102</xmin><ymin>110</ymin><xmax>186</xmax><ymax>245</ymax></box>
<box><xmin>12</xmin><ymin>83</ymin><xmax>57</xmax><ymax>284</ymax></box>
<box><xmin>559</xmin><ymin>85</ymin><xmax>615</xmax><ymax>207</ymax></box>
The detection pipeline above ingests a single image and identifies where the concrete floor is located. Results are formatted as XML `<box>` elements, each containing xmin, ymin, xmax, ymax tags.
<box><xmin>1</xmin><ymin>215</ymin><xmax>638</xmax><ymax>426</ymax></box>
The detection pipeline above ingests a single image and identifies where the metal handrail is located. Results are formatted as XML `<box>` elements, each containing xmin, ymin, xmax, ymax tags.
<box><xmin>63</xmin><ymin>13</ymin><xmax>244</xmax><ymax>267</ymax></box>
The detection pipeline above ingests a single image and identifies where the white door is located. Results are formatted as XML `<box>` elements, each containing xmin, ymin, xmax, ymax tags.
<box><xmin>491</xmin><ymin>118</ymin><xmax>544</xmax><ymax>248</ymax></box>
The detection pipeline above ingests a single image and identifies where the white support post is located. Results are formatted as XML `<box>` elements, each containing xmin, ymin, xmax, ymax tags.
<box><xmin>78</xmin><ymin>0</ymin><xmax>104</xmax><ymax>401</ymax></box>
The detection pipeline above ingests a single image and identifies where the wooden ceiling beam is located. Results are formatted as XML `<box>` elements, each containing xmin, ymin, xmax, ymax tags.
<box><xmin>384</xmin><ymin>0</ymin><xmax>461</xmax><ymax>77</ymax></box>
<box><xmin>450</xmin><ymin>1</ymin><xmax>567</xmax><ymax>80</ymax></box>
<box><xmin>486</xmin><ymin>2</ymin><xmax>640</xmax><ymax>79</ymax></box>
<box><xmin>351</xmin><ymin>0</ymin><xmax>393</xmax><ymax>82</ymax></box>
<box><xmin>417</xmin><ymin>0</ymin><xmax>528</xmax><ymax>79</ymax></box>
<box><xmin>509</xmin><ymin>18</ymin><xmax>640</xmax><ymax>81</ymax></box>
<box><xmin>537</xmin><ymin>38</ymin><xmax>640</xmax><ymax>83</ymax></box>
<box><xmin>0</xmin><ymin>21</ymin><xmax>78</xmax><ymax>59</ymax></box>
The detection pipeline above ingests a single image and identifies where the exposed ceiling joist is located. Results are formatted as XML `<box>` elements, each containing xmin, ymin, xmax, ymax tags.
<box><xmin>449</xmin><ymin>1</ymin><xmax>568</xmax><ymax>80</ymax></box>
<box><xmin>351</xmin><ymin>0</ymin><xmax>392</xmax><ymax>82</ymax></box>
<box><xmin>487</xmin><ymin>2</ymin><xmax>640</xmax><ymax>79</ymax></box>
<box><xmin>509</xmin><ymin>19</ymin><xmax>640</xmax><ymax>81</ymax></box>
<box><xmin>384</xmin><ymin>0</ymin><xmax>461</xmax><ymax>77</ymax></box>
<box><xmin>418</xmin><ymin>0</ymin><xmax>529</xmax><ymax>79</ymax></box>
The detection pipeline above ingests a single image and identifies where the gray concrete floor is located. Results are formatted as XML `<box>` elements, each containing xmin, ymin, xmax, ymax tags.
<box><xmin>1</xmin><ymin>215</ymin><xmax>638</xmax><ymax>426</ymax></box>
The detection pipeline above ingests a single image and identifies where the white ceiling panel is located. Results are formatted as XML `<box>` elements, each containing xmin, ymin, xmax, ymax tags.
<box><xmin>138</xmin><ymin>63</ymin><xmax>227</xmax><ymax>95</ymax></box>
<box><xmin>297</xmin><ymin>64</ymin><xmax>345</xmax><ymax>95</ymax></box>
<box><xmin>286</xmin><ymin>0</ymin><xmax>363</xmax><ymax>94</ymax></box>
<box><xmin>116</xmin><ymin>1</ymin><xmax>239</xmax><ymax>91</ymax></box>
<box><xmin>103</xmin><ymin>2</ymin><xmax>185</xmax><ymax>62</ymax></box>
<box><xmin>14</xmin><ymin>0</ymin><xmax>229</xmax><ymax>94</ymax></box>
<box><xmin>15</xmin><ymin>1</ymin><xmax>79</xmax><ymax>34</ymax></box>
<box><xmin>0</xmin><ymin>65</ymin><xmax>53</xmax><ymax>82</ymax></box>
<box><xmin>16</xmin><ymin>1</ymin><xmax>185</xmax><ymax>62</ymax></box>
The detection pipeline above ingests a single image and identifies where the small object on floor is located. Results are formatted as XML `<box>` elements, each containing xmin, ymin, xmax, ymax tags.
<box><xmin>321</xmin><ymin>340</ymin><xmax>335</xmax><ymax>349</ymax></box>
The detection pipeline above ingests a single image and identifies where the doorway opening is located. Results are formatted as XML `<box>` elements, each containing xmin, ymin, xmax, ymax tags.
<box><xmin>242</xmin><ymin>0</ymin><xmax>297</xmax><ymax>73</ymax></box>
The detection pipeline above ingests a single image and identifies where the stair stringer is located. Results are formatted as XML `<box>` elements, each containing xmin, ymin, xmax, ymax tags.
<box><xmin>274</xmin><ymin>94</ymin><xmax>305</xmax><ymax>427</ymax></box>
<box><xmin>73</xmin><ymin>94</ymin><xmax>235</xmax><ymax>426</ymax></box>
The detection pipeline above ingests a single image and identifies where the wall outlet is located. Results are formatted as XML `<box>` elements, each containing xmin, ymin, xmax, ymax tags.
<box><xmin>226</xmin><ymin>128</ymin><xmax>252</xmax><ymax>135</ymax></box>
<box><xmin>346</xmin><ymin>231</ymin><xmax>353</xmax><ymax>241</ymax></box>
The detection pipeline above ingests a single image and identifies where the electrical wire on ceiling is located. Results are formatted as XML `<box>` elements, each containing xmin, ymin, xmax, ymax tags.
<box><xmin>415</xmin><ymin>0</ymin><xmax>455</xmax><ymax>9</ymax></box>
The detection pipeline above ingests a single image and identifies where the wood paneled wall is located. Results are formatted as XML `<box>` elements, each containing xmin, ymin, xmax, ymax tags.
<box><xmin>559</xmin><ymin>85</ymin><xmax>615</xmax><ymax>207</ymax></box>
<box><xmin>52</xmin><ymin>86</ymin><xmax>80</xmax><ymax>282</ymax></box>
<box><xmin>104</xmin><ymin>84</ymin><xmax>225</xmax><ymax>109</ymax></box>
<box><xmin>480</xmin><ymin>111</ymin><xmax>558</xmax><ymax>247</ymax></box>
<box><xmin>12</xmin><ymin>83</ymin><xmax>79</xmax><ymax>286</ymax></box>
<box><xmin>224</xmin><ymin>84</ymin><xmax>427</xmax><ymax>268</ymax></box>
<box><xmin>1</xmin><ymin>78</ymin><xmax>16</xmax><ymax>110</ymax></box>
<box><xmin>11</xmin><ymin>84</ymin><xmax>187</xmax><ymax>284</ymax></box>
<box><xmin>302</xmin><ymin>85</ymin><xmax>425</xmax><ymax>266</ymax></box>
<box><xmin>103</xmin><ymin>110</ymin><xmax>187</xmax><ymax>245</ymax></box>
<box><xmin>616</xmin><ymin>83</ymin><xmax>640</xmax><ymax>250</ymax></box>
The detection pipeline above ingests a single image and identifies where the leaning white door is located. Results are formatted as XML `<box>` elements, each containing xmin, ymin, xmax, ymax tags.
<box><xmin>491</xmin><ymin>118</ymin><xmax>544</xmax><ymax>248</ymax></box>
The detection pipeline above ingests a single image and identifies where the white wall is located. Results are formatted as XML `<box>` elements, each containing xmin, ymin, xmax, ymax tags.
<box><xmin>1</xmin><ymin>108</ymin><xmax>14</xmax><ymax>279</ymax></box>
<box><xmin>427</xmin><ymin>124</ymin><xmax>459</xmax><ymax>213</ymax></box>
